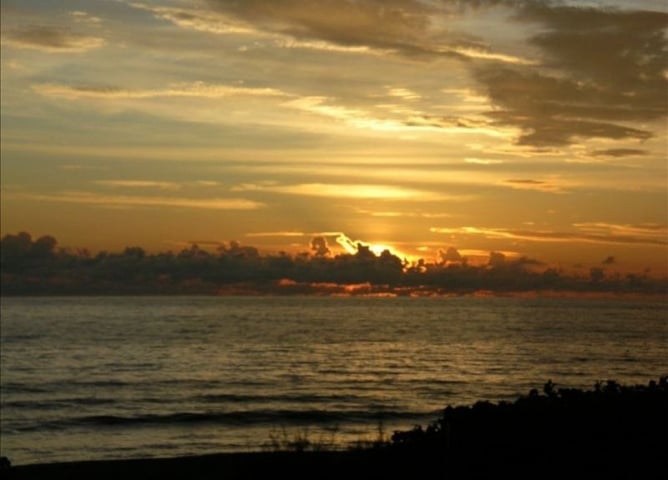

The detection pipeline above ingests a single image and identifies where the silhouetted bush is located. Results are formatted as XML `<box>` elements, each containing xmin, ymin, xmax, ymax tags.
<box><xmin>389</xmin><ymin>376</ymin><xmax>668</xmax><ymax>474</ymax></box>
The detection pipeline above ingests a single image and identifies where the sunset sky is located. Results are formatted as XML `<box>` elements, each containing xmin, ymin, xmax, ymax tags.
<box><xmin>2</xmin><ymin>0</ymin><xmax>667</xmax><ymax>275</ymax></box>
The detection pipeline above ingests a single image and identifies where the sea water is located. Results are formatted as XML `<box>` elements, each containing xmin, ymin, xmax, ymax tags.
<box><xmin>1</xmin><ymin>295</ymin><xmax>666</xmax><ymax>464</ymax></box>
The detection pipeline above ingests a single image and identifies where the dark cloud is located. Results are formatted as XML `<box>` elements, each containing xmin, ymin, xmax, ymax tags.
<box><xmin>474</xmin><ymin>4</ymin><xmax>667</xmax><ymax>146</ymax></box>
<box><xmin>3</xmin><ymin>26</ymin><xmax>104</xmax><ymax>52</ymax></box>
<box><xmin>3</xmin><ymin>232</ymin><xmax>665</xmax><ymax>295</ymax></box>
<box><xmin>310</xmin><ymin>236</ymin><xmax>330</xmax><ymax>257</ymax></box>
<box><xmin>519</xmin><ymin>5</ymin><xmax>667</xmax><ymax>91</ymax></box>
<box><xmin>440</xmin><ymin>246</ymin><xmax>463</xmax><ymax>263</ymax></box>
<box><xmin>602</xmin><ymin>256</ymin><xmax>616</xmax><ymax>265</ymax></box>
<box><xmin>506</xmin><ymin>179</ymin><xmax>546</xmax><ymax>185</ymax></box>
<box><xmin>206</xmin><ymin>0</ymin><xmax>479</xmax><ymax>59</ymax></box>
<box><xmin>591</xmin><ymin>148</ymin><xmax>649</xmax><ymax>157</ymax></box>
<box><xmin>488</xmin><ymin>251</ymin><xmax>506</xmax><ymax>267</ymax></box>
<box><xmin>201</xmin><ymin>2</ymin><xmax>666</xmax><ymax>148</ymax></box>
<box><xmin>403</xmin><ymin>114</ymin><xmax>487</xmax><ymax>130</ymax></box>
<box><xmin>475</xmin><ymin>66</ymin><xmax>658</xmax><ymax>146</ymax></box>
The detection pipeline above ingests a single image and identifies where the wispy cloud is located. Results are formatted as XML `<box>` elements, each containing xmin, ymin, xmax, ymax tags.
<box><xmin>446</xmin><ymin>46</ymin><xmax>535</xmax><ymax>65</ymax></box>
<box><xmin>3</xmin><ymin>26</ymin><xmax>105</xmax><ymax>52</ymax></box>
<box><xmin>503</xmin><ymin>178</ymin><xmax>568</xmax><ymax>193</ymax></box>
<box><xmin>355</xmin><ymin>208</ymin><xmax>452</xmax><ymax>219</ymax></box>
<box><xmin>245</xmin><ymin>231</ymin><xmax>305</xmax><ymax>238</ymax></box>
<box><xmin>129</xmin><ymin>2</ymin><xmax>254</xmax><ymax>35</ymax></box>
<box><xmin>9</xmin><ymin>191</ymin><xmax>264</xmax><ymax>211</ymax></box>
<box><xmin>274</xmin><ymin>38</ymin><xmax>382</xmax><ymax>54</ymax></box>
<box><xmin>33</xmin><ymin>82</ymin><xmax>289</xmax><ymax>100</ymax></box>
<box><xmin>464</xmin><ymin>157</ymin><xmax>504</xmax><ymax>165</ymax></box>
<box><xmin>70</xmin><ymin>11</ymin><xmax>102</xmax><ymax>25</ymax></box>
<box><xmin>590</xmin><ymin>148</ymin><xmax>649</xmax><ymax>158</ymax></box>
<box><xmin>573</xmin><ymin>222</ymin><xmax>668</xmax><ymax>241</ymax></box>
<box><xmin>285</xmin><ymin>95</ymin><xmax>508</xmax><ymax>137</ymax></box>
<box><xmin>431</xmin><ymin>224</ymin><xmax>668</xmax><ymax>247</ymax></box>
<box><xmin>232</xmin><ymin>182</ymin><xmax>449</xmax><ymax>201</ymax></box>
<box><xmin>93</xmin><ymin>180</ymin><xmax>180</xmax><ymax>190</ymax></box>
<box><xmin>387</xmin><ymin>87</ymin><xmax>421</xmax><ymax>100</ymax></box>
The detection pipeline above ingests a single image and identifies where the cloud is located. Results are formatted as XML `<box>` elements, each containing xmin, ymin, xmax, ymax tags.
<box><xmin>590</xmin><ymin>148</ymin><xmax>649</xmax><ymax>157</ymax></box>
<box><xmin>464</xmin><ymin>158</ymin><xmax>504</xmax><ymax>165</ymax></box>
<box><xmin>355</xmin><ymin>208</ymin><xmax>453</xmax><ymax>219</ymax></box>
<box><xmin>93</xmin><ymin>180</ymin><xmax>181</xmax><ymax>190</ymax></box>
<box><xmin>430</xmin><ymin>224</ymin><xmax>668</xmax><ymax>247</ymax></box>
<box><xmin>3</xmin><ymin>26</ymin><xmax>105</xmax><ymax>52</ymax></box>
<box><xmin>503</xmin><ymin>178</ymin><xmax>566</xmax><ymax>193</ymax></box>
<box><xmin>602</xmin><ymin>256</ymin><xmax>616</xmax><ymax>265</ymax></box>
<box><xmin>474</xmin><ymin>5</ymin><xmax>668</xmax><ymax>146</ymax></box>
<box><xmin>202</xmin><ymin>0</ymin><xmax>535</xmax><ymax>64</ymax></box>
<box><xmin>70</xmin><ymin>11</ymin><xmax>102</xmax><ymax>25</ymax></box>
<box><xmin>387</xmin><ymin>87</ymin><xmax>421</xmax><ymax>100</ymax></box>
<box><xmin>232</xmin><ymin>182</ymin><xmax>448</xmax><ymax>201</ymax></box>
<box><xmin>440</xmin><ymin>246</ymin><xmax>463</xmax><ymax>263</ymax></box>
<box><xmin>130</xmin><ymin>2</ymin><xmax>254</xmax><ymax>35</ymax></box>
<box><xmin>273</xmin><ymin>38</ymin><xmax>381</xmax><ymax>54</ymax></box>
<box><xmin>519</xmin><ymin>4</ymin><xmax>668</xmax><ymax>95</ymax></box>
<box><xmin>131</xmin><ymin>1</ymin><xmax>389</xmax><ymax>55</ymax></box>
<box><xmin>33</xmin><ymin>82</ymin><xmax>289</xmax><ymax>100</ymax></box>
<box><xmin>245</xmin><ymin>232</ymin><xmax>305</xmax><ymax>238</ymax></box>
<box><xmin>447</xmin><ymin>46</ymin><xmax>535</xmax><ymax>65</ymax></box>
<box><xmin>475</xmin><ymin>67</ymin><xmax>657</xmax><ymax>146</ymax></box>
<box><xmin>9</xmin><ymin>191</ymin><xmax>264</xmax><ymax>211</ymax></box>
<box><xmin>310</xmin><ymin>236</ymin><xmax>331</xmax><ymax>256</ymax></box>
<box><xmin>206</xmin><ymin>0</ymin><xmax>437</xmax><ymax>56</ymax></box>
<box><xmin>488</xmin><ymin>250</ymin><xmax>506</xmax><ymax>267</ymax></box>
<box><xmin>573</xmin><ymin>222</ymin><xmax>668</xmax><ymax>243</ymax></box>
<box><xmin>283</xmin><ymin>95</ymin><xmax>505</xmax><ymax>137</ymax></box>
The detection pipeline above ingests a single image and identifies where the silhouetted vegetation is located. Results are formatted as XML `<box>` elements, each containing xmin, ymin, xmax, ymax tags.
<box><xmin>2</xmin><ymin>232</ymin><xmax>667</xmax><ymax>295</ymax></box>
<box><xmin>390</xmin><ymin>377</ymin><xmax>667</xmax><ymax>460</ymax></box>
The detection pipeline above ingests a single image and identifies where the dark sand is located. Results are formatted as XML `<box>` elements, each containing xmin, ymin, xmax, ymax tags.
<box><xmin>6</xmin><ymin>444</ymin><xmax>666</xmax><ymax>480</ymax></box>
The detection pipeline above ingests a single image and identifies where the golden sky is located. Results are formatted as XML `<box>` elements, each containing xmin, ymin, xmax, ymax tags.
<box><xmin>1</xmin><ymin>0</ymin><xmax>667</xmax><ymax>275</ymax></box>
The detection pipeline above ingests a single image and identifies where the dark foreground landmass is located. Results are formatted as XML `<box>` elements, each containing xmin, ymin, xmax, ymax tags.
<box><xmin>5</xmin><ymin>378</ymin><xmax>667</xmax><ymax>479</ymax></box>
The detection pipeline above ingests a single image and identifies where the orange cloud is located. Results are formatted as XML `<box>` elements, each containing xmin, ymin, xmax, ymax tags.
<box><xmin>8</xmin><ymin>191</ymin><xmax>264</xmax><ymax>211</ymax></box>
<box><xmin>431</xmin><ymin>224</ymin><xmax>668</xmax><ymax>247</ymax></box>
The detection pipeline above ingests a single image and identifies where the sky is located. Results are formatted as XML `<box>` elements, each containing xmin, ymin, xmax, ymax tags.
<box><xmin>1</xmin><ymin>0</ymin><xmax>667</xmax><ymax>276</ymax></box>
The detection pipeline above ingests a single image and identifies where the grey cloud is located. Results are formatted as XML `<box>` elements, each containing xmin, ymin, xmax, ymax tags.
<box><xmin>488</xmin><ymin>251</ymin><xmax>506</xmax><ymax>267</ymax></box>
<box><xmin>3</xmin><ymin>26</ymin><xmax>105</xmax><ymax>52</ymax></box>
<box><xmin>403</xmin><ymin>114</ymin><xmax>487</xmax><ymax>130</ymax></box>
<box><xmin>506</xmin><ymin>179</ymin><xmax>545</xmax><ymax>185</ymax></box>
<box><xmin>473</xmin><ymin>4</ymin><xmax>667</xmax><ymax>146</ymax></box>
<box><xmin>524</xmin><ymin>6</ymin><xmax>667</xmax><ymax>108</ymax></box>
<box><xmin>310</xmin><ymin>236</ymin><xmax>331</xmax><ymax>257</ymax></box>
<box><xmin>602</xmin><ymin>256</ymin><xmax>616</xmax><ymax>265</ymax></box>
<box><xmin>591</xmin><ymin>148</ymin><xmax>649</xmax><ymax>157</ymax></box>
<box><xmin>205</xmin><ymin>0</ymin><xmax>476</xmax><ymax>58</ymax></box>
<box><xmin>476</xmin><ymin>66</ymin><xmax>658</xmax><ymax>146</ymax></box>
<box><xmin>440</xmin><ymin>246</ymin><xmax>463</xmax><ymax>263</ymax></box>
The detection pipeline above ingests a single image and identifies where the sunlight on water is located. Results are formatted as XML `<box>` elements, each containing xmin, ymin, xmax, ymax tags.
<box><xmin>1</xmin><ymin>296</ymin><xmax>666</xmax><ymax>464</ymax></box>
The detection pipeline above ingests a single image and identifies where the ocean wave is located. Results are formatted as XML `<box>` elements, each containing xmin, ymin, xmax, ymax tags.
<box><xmin>2</xmin><ymin>397</ymin><xmax>117</xmax><ymax>409</ymax></box>
<box><xmin>20</xmin><ymin>408</ymin><xmax>437</xmax><ymax>431</ymax></box>
<box><xmin>193</xmin><ymin>392</ymin><xmax>367</xmax><ymax>404</ymax></box>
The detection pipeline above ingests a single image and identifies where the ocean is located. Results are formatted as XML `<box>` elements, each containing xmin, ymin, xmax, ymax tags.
<box><xmin>1</xmin><ymin>295</ymin><xmax>666</xmax><ymax>465</ymax></box>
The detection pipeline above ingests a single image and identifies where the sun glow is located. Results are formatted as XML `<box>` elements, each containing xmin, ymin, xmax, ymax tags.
<box><xmin>335</xmin><ymin>233</ymin><xmax>412</xmax><ymax>261</ymax></box>
<box><xmin>368</xmin><ymin>243</ymin><xmax>399</xmax><ymax>257</ymax></box>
